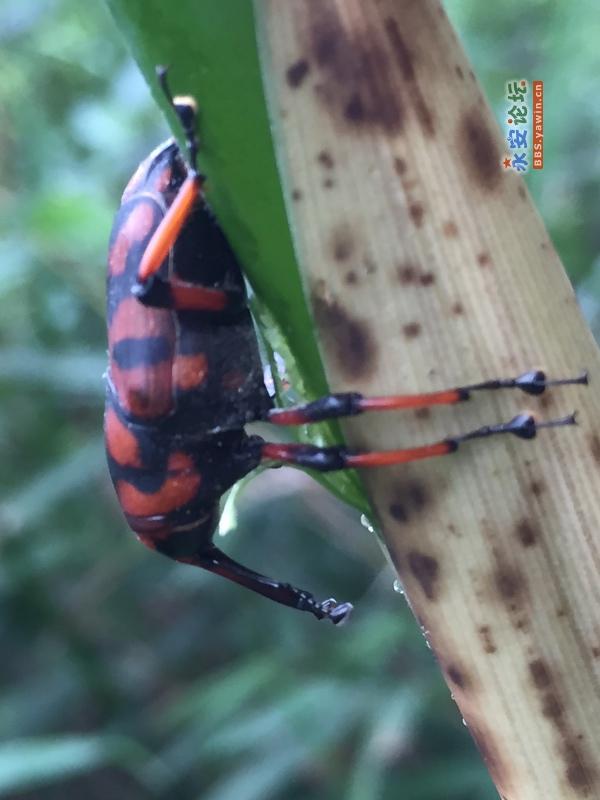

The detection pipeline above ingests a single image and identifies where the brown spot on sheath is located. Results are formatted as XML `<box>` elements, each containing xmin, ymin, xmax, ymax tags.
<box><xmin>529</xmin><ymin>479</ymin><xmax>546</xmax><ymax>498</ymax></box>
<box><xmin>542</xmin><ymin>693</ymin><xmax>564</xmax><ymax>722</ymax></box>
<box><xmin>455</xmin><ymin>65</ymin><xmax>464</xmax><ymax>80</ymax></box>
<box><xmin>494</xmin><ymin>563</ymin><xmax>527</xmax><ymax>612</ymax></box>
<box><xmin>331</xmin><ymin>226</ymin><xmax>354</xmax><ymax>262</ymax></box>
<box><xmin>308</xmin><ymin>6</ymin><xmax>403</xmax><ymax>134</ymax></box>
<box><xmin>403</xmin><ymin>321</ymin><xmax>422</xmax><ymax>339</ymax></box>
<box><xmin>518</xmin><ymin>184</ymin><xmax>527</xmax><ymax>200</ymax></box>
<box><xmin>388</xmin><ymin>480</ymin><xmax>429</xmax><ymax>524</ymax></box>
<box><xmin>407</xmin><ymin>481</ymin><xmax>428</xmax><ymax>510</ymax></box>
<box><xmin>446</xmin><ymin>664</ymin><xmax>470</xmax><ymax>689</ymax></box>
<box><xmin>311</xmin><ymin>292</ymin><xmax>378</xmax><ymax>381</ymax></box>
<box><xmin>407</xmin><ymin>551</ymin><xmax>439</xmax><ymax>600</ymax></box>
<box><xmin>565</xmin><ymin>744</ymin><xmax>597</xmax><ymax>792</ymax></box>
<box><xmin>477</xmin><ymin>252</ymin><xmax>492</xmax><ymax>267</ymax></box>
<box><xmin>344</xmin><ymin>93</ymin><xmax>364</xmax><ymax>123</ymax></box>
<box><xmin>516</xmin><ymin>518</ymin><xmax>538</xmax><ymax>547</ymax></box>
<box><xmin>451</xmin><ymin>301</ymin><xmax>465</xmax><ymax>316</ymax></box>
<box><xmin>397</xmin><ymin>263</ymin><xmax>417</xmax><ymax>284</ymax></box>
<box><xmin>478</xmin><ymin>625</ymin><xmax>497</xmax><ymax>654</ymax></box>
<box><xmin>592</xmin><ymin>646</ymin><xmax>600</xmax><ymax>658</ymax></box>
<box><xmin>529</xmin><ymin>658</ymin><xmax>552</xmax><ymax>689</ymax></box>
<box><xmin>384</xmin><ymin>17</ymin><xmax>435</xmax><ymax>137</ymax></box>
<box><xmin>323</xmin><ymin>178</ymin><xmax>335</xmax><ymax>189</ymax></box>
<box><xmin>286</xmin><ymin>59</ymin><xmax>310</xmax><ymax>88</ymax></box>
<box><xmin>443</xmin><ymin>220</ymin><xmax>459</xmax><ymax>238</ymax></box>
<box><xmin>317</xmin><ymin>150</ymin><xmax>334</xmax><ymax>169</ymax></box>
<box><xmin>344</xmin><ymin>270</ymin><xmax>359</xmax><ymax>286</ymax></box>
<box><xmin>409</xmin><ymin>202</ymin><xmax>425</xmax><ymax>227</ymax></box>
<box><xmin>495</xmin><ymin>569</ymin><xmax>522</xmax><ymax>601</ymax></box>
<box><xmin>589</xmin><ymin>434</ymin><xmax>600</xmax><ymax>466</ymax></box>
<box><xmin>394</xmin><ymin>157</ymin><xmax>407</xmax><ymax>176</ymax></box>
<box><xmin>459</xmin><ymin>114</ymin><xmax>502</xmax><ymax>191</ymax></box>
<box><xmin>396</xmin><ymin>264</ymin><xmax>433</xmax><ymax>287</ymax></box>
<box><xmin>291</xmin><ymin>189</ymin><xmax>303</xmax><ymax>202</ymax></box>
<box><xmin>528</xmin><ymin>659</ymin><xmax>598</xmax><ymax>792</ymax></box>
<box><xmin>389</xmin><ymin>502</ymin><xmax>408</xmax><ymax>523</ymax></box>
<box><xmin>415</xmin><ymin>407</ymin><xmax>431</xmax><ymax>420</ymax></box>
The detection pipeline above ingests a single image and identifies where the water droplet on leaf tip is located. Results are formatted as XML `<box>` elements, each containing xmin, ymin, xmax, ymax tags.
<box><xmin>360</xmin><ymin>513</ymin><xmax>375</xmax><ymax>533</ymax></box>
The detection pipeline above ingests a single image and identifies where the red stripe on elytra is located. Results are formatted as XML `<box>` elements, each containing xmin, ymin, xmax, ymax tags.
<box><xmin>174</xmin><ymin>353</ymin><xmax>208</xmax><ymax>391</ymax></box>
<box><xmin>117</xmin><ymin>461</ymin><xmax>201</xmax><ymax>516</ymax></box>
<box><xmin>104</xmin><ymin>406</ymin><xmax>142</xmax><ymax>467</ymax></box>
<box><xmin>109</xmin><ymin>296</ymin><xmax>176</xmax><ymax>418</ymax></box>
<box><xmin>108</xmin><ymin>201</ymin><xmax>157</xmax><ymax>276</ymax></box>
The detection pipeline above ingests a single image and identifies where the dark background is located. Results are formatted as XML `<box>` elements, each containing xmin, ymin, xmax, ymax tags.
<box><xmin>1</xmin><ymin>1</ymin><xmax>598</xmax><ymax>798</ymax></box>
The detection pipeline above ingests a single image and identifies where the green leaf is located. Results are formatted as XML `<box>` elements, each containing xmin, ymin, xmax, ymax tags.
<box><xmin>1</xmin><ymin>439</ymin><xmax>106</xmax><ymax>535</ymax></box>
<box><xmin>0</xmin><ymin>347</ymin><xmax>105</xmax><ymax>396</ymax></box>
<box><xmin>0</xmin><ymin>735</ymin><xmax>144</xmax><ymax>795</ymax></box>
<box><xmin>104</xmin><ymin>0</ymin><xmax>368</xmax><ymax>512</ymax></box>
<box><xmin>200</xmin><ymin>746</ymin><xmax>309</xmax><ymax>800</ymax></box>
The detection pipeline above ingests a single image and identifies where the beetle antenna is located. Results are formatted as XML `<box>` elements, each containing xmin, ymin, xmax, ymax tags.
<box><xmin>156</xmin><ymin>64</ymin><xmax>174</xmax><ymax>105</ymax></box>
<box><xmin>155</xmin><ymin>65</ymin><xmax>200</xmax><ymax>176</ymax></box>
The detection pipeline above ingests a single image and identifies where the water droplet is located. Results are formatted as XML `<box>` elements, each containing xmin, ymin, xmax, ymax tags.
<box><xmin>274</xmin><ymin>351</ymin><xmax>288</xmax><ymax>380</ymax></box>
<box><xmin>393</xmin><ymin>579</ymin><xmax>404</xmax><ymax>594</ymax></box>
<box><xmin>360</xmin><ymin>513</ymin><xmax>375</xmax><ymax>534</ymax></box>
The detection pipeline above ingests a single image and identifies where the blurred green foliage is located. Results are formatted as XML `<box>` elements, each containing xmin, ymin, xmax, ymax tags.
<box><xmin>0</xmin><ymin>1</ymin><xmax>597</xmax><ymax>798</ymax></box>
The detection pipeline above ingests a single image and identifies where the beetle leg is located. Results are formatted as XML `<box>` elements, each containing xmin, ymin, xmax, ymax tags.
<box><xmin>137</xmin><ymin>174</ymin><xmax>203</xmax><ymax>283</ymax></box>
<box><xmin>132</xmin><ymin>274</ymin><xmax>244</xmax><ymax>313</ymax></box>
<box><xmin>182</xmin><ymin>546</ymin><xmax>353</xmax><ymax>624</ymax></box>
<box><xmin>266</xmin><ymin>370</ymin><xmax>588</xmax><ymax>426</ymax></box>
<box><xmin>260</xmin><ymin>411</ymin><xmax>577</xmax><ymax>470</ymax></box>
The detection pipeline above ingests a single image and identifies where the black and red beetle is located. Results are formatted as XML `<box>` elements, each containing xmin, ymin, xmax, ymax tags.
<box><xmin>105</xmin><ymin>68</ymin><xmax>586</xmax><ymax>624</ymax></box>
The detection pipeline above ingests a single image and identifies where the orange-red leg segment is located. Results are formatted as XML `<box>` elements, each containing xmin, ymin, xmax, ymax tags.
<box><xmin>261</xmin><ymin>412</ymin><xmax>577</xmax><ymax>471</ymax></box>
<box><xmin>266</xmin><ymin>371</ymin><xmax>587</xmax><ymax>427</ymax></box>
<box><xmin>138</xmin><ymin>174</ymin><xmax>201</xmax><ymax>282</ymax></box>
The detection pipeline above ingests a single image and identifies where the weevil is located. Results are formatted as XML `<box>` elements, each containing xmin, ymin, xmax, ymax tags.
<box><xmin>105</xmin><ymin>68</ymin><xmax>586</xmax><ymax>623</ymax></box>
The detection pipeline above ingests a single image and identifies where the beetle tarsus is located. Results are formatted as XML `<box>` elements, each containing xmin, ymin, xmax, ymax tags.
<box><xmin>450</xmin><ymin>411</ymin><xmax>578</xmax><ymax>445</ymax></box>
<box><xmin>319</xmin><ymin>598</ymin><xmax>354</xmax><ymax>625</ymax></box>
<box><xmin>464</xmin><ymin>369</ymin><xmax>588</xmax><ymax>396</ymax></box>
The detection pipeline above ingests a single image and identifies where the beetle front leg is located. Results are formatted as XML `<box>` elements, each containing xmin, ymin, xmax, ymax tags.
<box><xmin>179</xmin><ymin>546</ymin><xmax>352</xmax><ymax>624</ymax></box>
